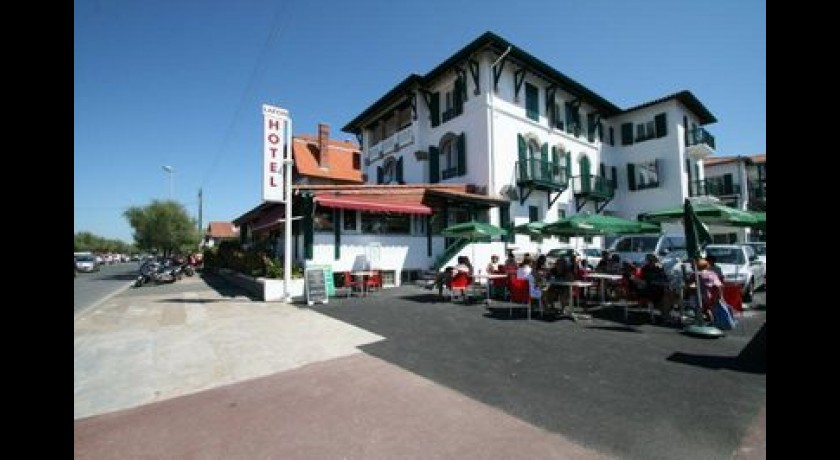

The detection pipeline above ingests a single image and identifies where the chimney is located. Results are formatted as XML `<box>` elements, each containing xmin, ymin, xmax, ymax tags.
<box><xmin>317</xmin><ymin>123</ymin><xmax>330</xmax><ymax>169</ymax></box>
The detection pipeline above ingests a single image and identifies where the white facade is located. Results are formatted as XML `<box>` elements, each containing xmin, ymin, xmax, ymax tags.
<box><xmin>351</xmin><ymin>35</ymin><xmax>719</xmax><ymax>261</ymax></box>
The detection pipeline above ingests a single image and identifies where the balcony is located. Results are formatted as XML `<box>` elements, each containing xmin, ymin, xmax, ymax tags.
<box><xmin>688</xmin><ymin>178</ymin><xmax>741</xmax><ymax>198</ymax></box>
<box><xmin>515</xmin><ymin>158</ymin><xmax>569</xmax><ymax>206</ymax></box>
<box><xmin>382</xmin><ymin>135</ymin><xmax>397</xmax><ymax>154</ymax></box>
<box><xmin>571</xmin><ymin>175</ymin><xmax>615</xmax><ymax>212</ymax></box>
<box><xmin>396</xmin><ymin>126</ymin><xmax>413</xmax><ymax>147</ymax></box>
<box><xmin>368</xmin><ymin>142</ymin><xmax>382</xmax><ymax>159</ymax></box>
<box><xmin>516</xmin><ymin>158</ymin><xmax>568</xmax><ymax>190</ymax></box>
<box><xmin>685</xmin><ymin>127</ymin><xmax>716</xmax><ymax>159</ymax></box>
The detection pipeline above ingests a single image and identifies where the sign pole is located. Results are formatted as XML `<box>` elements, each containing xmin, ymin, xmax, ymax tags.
<box><xmin>283</xmin><ymin>115</ymin><xmax>293</xmax><ymax>303</ymax></box>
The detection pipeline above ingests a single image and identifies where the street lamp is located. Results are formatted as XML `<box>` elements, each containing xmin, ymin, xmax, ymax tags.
<box><xmin>162</xmin><ymin>165</ymin><xmax>174</xmax><ymax>199</ymax></box>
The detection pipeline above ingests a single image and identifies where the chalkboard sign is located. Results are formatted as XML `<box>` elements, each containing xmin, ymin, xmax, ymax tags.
<box><xmin>307</xmin><ymin>265</ymin><xmax>335</xmax><ymax>297</ymax></box>
<box><xmin>305</xmin><ymin>268</ymin><xmax>329</xmax><ymax>305</ymax></box>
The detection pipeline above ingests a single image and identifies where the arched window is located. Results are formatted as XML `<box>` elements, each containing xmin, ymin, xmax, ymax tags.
<box><xmin>382</xmin><ymin>157</ymin><xmax>396</xmax><ymax>184</ymax></box>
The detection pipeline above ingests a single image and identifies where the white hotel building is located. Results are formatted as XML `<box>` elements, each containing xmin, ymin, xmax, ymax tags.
<box><xmin>235</xmin><ymin>32</ymin><xmax>720</xmax><ymax>285</ymax></box>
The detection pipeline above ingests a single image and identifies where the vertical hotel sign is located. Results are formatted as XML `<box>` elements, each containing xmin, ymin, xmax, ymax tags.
<box><xmin>262</xmin><ymin>104</ymin><xmax>290</xmax><ymax>203</ymax></box>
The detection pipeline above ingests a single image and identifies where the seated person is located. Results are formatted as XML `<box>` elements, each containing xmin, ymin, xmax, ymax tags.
<box><xmin>594</xmin><ymin>251</ymin><xmax>611</xmax><ymax>272</ymax></box>
<box><xmin>486</xmin><ymin>254</ymin><xmax>501</xmax><ymax>274</ymax></box>
<box><xmin>637</xmin><ymin>253</ymin><xmax>670</xmax><ymax>320</ymax></box>
<box><xmin>696</xmin><ymin>258</ymin><xmax>723</xmax><ymax>316</ymax></box>
<box><xmin>455</xmin><ymin>256</ymin><xmax>474</xmax><ymax>276</ymax></box>
<box><xmin>433</xmin><ymin>266</ymin><xmax>455</xmax><ymax>299</ymax></box>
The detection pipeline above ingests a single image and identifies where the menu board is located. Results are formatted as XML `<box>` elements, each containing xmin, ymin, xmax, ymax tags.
<box><xmin>305</xmin><ymin>267</ymin><xmax>328</xmax><ymax>305</ymax></box>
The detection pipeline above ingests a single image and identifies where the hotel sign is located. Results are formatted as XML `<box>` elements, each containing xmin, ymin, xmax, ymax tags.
<box><xmin>262</xmin><ymin>104</ymin><xmax>290</xmax><ymax>203</ymax></box>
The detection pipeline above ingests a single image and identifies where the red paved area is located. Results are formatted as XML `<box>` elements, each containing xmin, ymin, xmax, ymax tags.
<box><xmin>75</xmin><ymin>353</ymin><xmax>612</xmax><ymax>459</ymax></box>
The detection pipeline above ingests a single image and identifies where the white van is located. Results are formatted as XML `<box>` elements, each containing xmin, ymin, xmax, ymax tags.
<box><xmin>607</xmin><ymin>234</ymin><xmax>686</xmax><ymax>265</ymax></box>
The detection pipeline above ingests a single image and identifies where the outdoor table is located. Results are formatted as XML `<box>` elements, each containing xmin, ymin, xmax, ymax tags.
<box><xmin>549</xmin><ymin>280</ymin><xmax>593</xmax><ymax>321</ymax></box>
<box><xmin>350</xmin><ymin>271</ymin><xmax>375</xmax><ymax>297</ymax></box>
<box><xmin>472</xmin><ymin>273</ymin><xmax>508</xmax><ymax>303</ymax></box>
<box><xmin>584</xmin><ymin>272</ymin><xmax>623</xmax><ymax>305</ymax></box>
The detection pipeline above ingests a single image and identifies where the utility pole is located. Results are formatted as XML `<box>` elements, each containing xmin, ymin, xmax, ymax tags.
<box><xmin>198</xmin><ymin>187</ymin><xmax>203</xmax><ymax>233</ymax></box>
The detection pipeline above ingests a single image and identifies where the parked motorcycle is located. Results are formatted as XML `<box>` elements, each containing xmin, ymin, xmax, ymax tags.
<box><xmin>134</xmin><ymin>258</ymin><xmax>180</xmax><ymax>287</ymax></box>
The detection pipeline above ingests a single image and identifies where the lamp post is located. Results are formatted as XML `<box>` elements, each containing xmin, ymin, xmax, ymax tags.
<box><xmin>162</xmin><ymin>165</ymin><xmax>174</xmax><ymax>199</ymax></box>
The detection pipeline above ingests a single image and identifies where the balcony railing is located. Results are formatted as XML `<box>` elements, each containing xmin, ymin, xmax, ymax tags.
<box><xmin>368</xmin><ymin>142</ymin><xmax>382</xmax><ymax>158</ymax></box>
<box><xmin>688</xmin><ymin>178</ymin><xmax>741</xmax><ymax>197</ymax></box>
<box><xmin>748</xmin><ymin>182</ymin><xmax>766</xmax><ymax>201</ymax></box>
<box><xmin>382</xmin><ymin>135</ymin><xmax>397</xmax><ymax>154</ymax></box>
<box><xmin>687</xmin><ymin>127</ymin><xmax>716</xmax><ymax>150</ymax></box>
<box><xmin>516</xmin><ymin>158</ymin><xmax>568</xmax><ymax>189</ymax></box>
<box><xmin>571</xmin><ymin>174</ymin><xmax>615</xmax><ymax>200</ymax></box>
<box><xmin>396</xmin><ymin>126</ymin><xmax>413</xmax><ymax>147</ymax></box>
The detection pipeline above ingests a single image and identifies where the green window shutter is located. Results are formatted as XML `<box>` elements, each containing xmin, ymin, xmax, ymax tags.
<box><xmin>545</xmin><ymin>89</ymin><xmax>554</xmax><ymax>127</ymax></box>
<box><xmin>587</xmin><ymin>114</ymin><xmax>595</xmax><ymax>142</ymax></box>
<box><xmin>429</xmin><ymin>146</ymin><xmax>440</xmax><ymax>183</ymax></box>
<box><xmin>529</xmin><ymin>206</ymin><xmax>539</xmax><ymax>222</ymax></box>
<box><xmin>551</xmin><ymin>146</ymin><xmax>559</xmax><ymax>180</ymax></box>
<box><xmin>430</xmin><ymin>92</ymin><xmax>440</xmax><ymax>127</ymax></box>
<box><xmin>597</xmin><ymin>122</ymin><xmax>603</xmax><ymax>142</ymax></box>
<box><xmin>376</xmin><ymin>166</ymin><xmax>383</xmax><ymax>184</ymax></box>
<box><xmin>600</xmin><ymin>162</ymin><xmax>606</xmax><ymax>178</ymax></box>
<box><xmin>621</xmin><ymin>123</ymin><xmax>634</xmax><ymax>145</ymax></box>
<box><xmin>302</xmin><ymin>195</ymin><xmax>314</xmax><ymax>260</ymax></box>
<box><xmin>396</xmin><ymin>157</ymin><xmax>404</xmax><ymax>184</ymax></box>
<box><xmin>724</xmin><ymin>173</ymin><xmax>733</xmax><ymax>194</ymax></box>
<box><xmin>525</xmin><ymin>83</ymin><xmax>539</xmax><ymax>121</ymax></box>
<box><xmin>564</xmin><ymin>151</ymin><xmax>572</xmax><ymax>181</ymax></box>
<box><xmin>609</xmin><ymin>127</ymin><xmax>615</xmax><ymax>146</ymax></box>
<box><xmin>454</xmin><ymin>77</ymin><xmax>464</xmax><ymax>116</ymax></box>
<box><xmin>555</xmin><ymin>104</ymin><xmax>564</xmax><ymax>130</ymax></box>
<box><xmin>517</xmin><ymin>134</ymin><xmax>527</xmax><ymax>181</ymax></box>
<box><xmin>611</xmin><ymin>166</ymin><xmax>618</xmax><ymax>188</ymax></box>
<box><xmin>655</xmin><ymin>113</ymin><xmax>667</xmax><ymax>138</ymax></box>
<box><xmin>456</xmin><ymin>133</ymin><xmax>467</xmax><ymax>176</ymax></box>
<box><xmin>627</xmin><ymin>164</ymin><xmax>637</xmax><ymax>191</ymax></box>
<box><xmin>540</xmin><ymin>142</ymin><xmax>549</xmax><ymax>180</ymax></box>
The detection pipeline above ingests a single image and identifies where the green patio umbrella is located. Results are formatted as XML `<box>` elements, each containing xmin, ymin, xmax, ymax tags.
<box><xmin>748</xmin><ymin>211</ymin><xmax>766</xmax><ymax>230</ymax></box>
<box><xmin>639</xmin><ymin>200</ymin><xmax>758</xmax><ymax>227</ymax></box>
<box><xmin>441</xmin><ymin>221</ymin><xmax>507</xmax><ymax>239</ymax></box>
<box><xmin>441</xmin><ymin>221</ymin><xmax>507</xmax><ymax>267</ymax></box>
<box><xmin>541</xmin><ymin>213</ymin><xmax>661</xmax><ymax>237</ymax></box>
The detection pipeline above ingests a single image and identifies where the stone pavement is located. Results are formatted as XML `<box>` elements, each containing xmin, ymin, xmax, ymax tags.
<box><xmin>74</xmin><ymin>274</ymin><xmax>765</xmax><ymax>459</ymax></box>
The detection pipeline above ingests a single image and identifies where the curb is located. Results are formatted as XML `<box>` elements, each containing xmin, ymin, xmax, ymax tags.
<box><xmin>74</xmin><ymin>280</ymin><xmax>135</xmax><ymax>323</ymax></box>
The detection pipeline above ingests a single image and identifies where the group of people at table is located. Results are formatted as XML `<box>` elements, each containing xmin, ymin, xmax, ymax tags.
<box><xmin>435</xmin><ymin>250</ymin><xmax>727</xmax><ymax>324</ymax></box>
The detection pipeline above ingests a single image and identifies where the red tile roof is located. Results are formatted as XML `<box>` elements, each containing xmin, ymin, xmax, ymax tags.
<box><xmin>206</xmin><ymin>221</ymin><xmax>239</xmax><ymax>238</ymax></box>
<box><xmin>293</xmin><ymin>136</ymin><xmax>363</xmax><ymax>183</ymax></box>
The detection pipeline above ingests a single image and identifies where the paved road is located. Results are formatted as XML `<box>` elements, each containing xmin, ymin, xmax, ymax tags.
<box><xmin>73</xmin><ymin>263</ymin><xmax>139</xmax><ymax>316</ymax></box>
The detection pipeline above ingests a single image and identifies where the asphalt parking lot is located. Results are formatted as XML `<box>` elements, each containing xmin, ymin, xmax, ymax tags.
<box><xmin>310</xmin><ymin>286</ymin><xmax>766</xmax><ymax>460</ymax></box>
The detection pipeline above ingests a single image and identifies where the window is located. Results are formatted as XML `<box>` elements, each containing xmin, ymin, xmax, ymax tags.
<box><xmin>529</xmin><ymin>206</ymin><xmax>539</xmax><ymax>242</ymax></box>
<box><xmin>369</xmin><ymin>122</ymin><xmax>382</xmax><ymax>145</ymax></box>
<box><xmin>627</xmin><ymin>159</ymin><xmax>660</xmax><ymax>191</ymax></box>
<box><xmin>441</xmin><ymin>138</ymin><xmax>457</xmax><ymax>179</ymax></box>
<box><xmin>442</xmin><ymin>86</ymin><xmax>456</xmax><ymax>122</ymax></box>
<box><xmin>384</xmin><ymin>116</ymin><xmax>396</xmax><ymax>139</ymax></box>
<box><xmin>525</xmin><ymin>83</ymin><xmax>539</xmax><ymax>121</ymax></box>
<box><xmin>360</xmin><ymin>212</ymin><xmax>410</xmax><ymax>234</ymax></box>
<box><xmin>352</xmin><ymin>152</ymin><xmax>361</xmax><ymax>170</ymax></box>
<box><xmin>438</xmin><ymin>133</ymin><xmax>466</xmax><ymax>180</ymax></box>
<box><xmin>382</xmin><ymin>158</ymin><xmax>397</xmax><ymax>184</ymax></box>
<box><xmin>397</xmin><ymin>104</ymin><xmax>412</xmax><ymax>129</ymax></box>
<box><xmin>343</xmin><ymin>210</ymin><xmax>358</xmax><ymax>231</ymax></box>
<box><xmin>313</xmin><ymin>208</ymin><xmax>334</xmax><ymax>232</ymax></box>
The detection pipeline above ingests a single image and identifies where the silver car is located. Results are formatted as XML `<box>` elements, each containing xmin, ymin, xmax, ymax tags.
<box><xmin>75</xmin><ymin>254</ymin><xmax>100</xmax><ymax>273</ymax></box>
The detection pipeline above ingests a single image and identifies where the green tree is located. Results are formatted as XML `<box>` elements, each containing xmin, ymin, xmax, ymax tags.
<box><xmin>124</xmin><ymin>200</ymin><xmax>199</xmax><ymax>257</ymax></box>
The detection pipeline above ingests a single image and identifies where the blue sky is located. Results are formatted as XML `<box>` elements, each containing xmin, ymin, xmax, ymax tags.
<box><xmin>74</xmin><ymin>0</ymin><xmax>765</xmax><ymax>243</ymax></box>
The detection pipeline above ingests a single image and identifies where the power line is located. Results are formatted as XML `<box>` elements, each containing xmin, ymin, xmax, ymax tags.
<box><xmin>198</xmin><ymin>1</ymin><xmax>291</xmax><ymax>190</ymax></box>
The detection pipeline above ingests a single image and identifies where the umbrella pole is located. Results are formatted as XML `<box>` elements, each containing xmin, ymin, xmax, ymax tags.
<box><xmin>692</xmin><ymin>259</ymin><xmax>704</xmax><ymax>326</ymax></box>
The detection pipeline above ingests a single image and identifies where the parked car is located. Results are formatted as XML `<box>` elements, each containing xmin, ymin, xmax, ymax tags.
<box><xmin>75</xmin><ymin>254</ymin><xmax>100</xmax><ymax>273</ymax></box>
<box><xmin>607</xmin><ymin>233</ymin><xmax>686</xmax><ymax>265</ymax></box>
<box><xmin>544</xmin><ymin>247</ymin><xmax>578</xmax><ymax>268</ymax></box>
<box><xmin>703</xmin><ymin>244</ymin><xmax>765</xmax><ymax>301</ymax></box>
<box><xmin>742</xmin><ymin>242</ymin><xmax>766</xmax><ymax>264</ymax></box>
<box><xmin>579</xmin><ymin>248</ymin><xmax>603</xmax><ymax>270</ymax></box>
